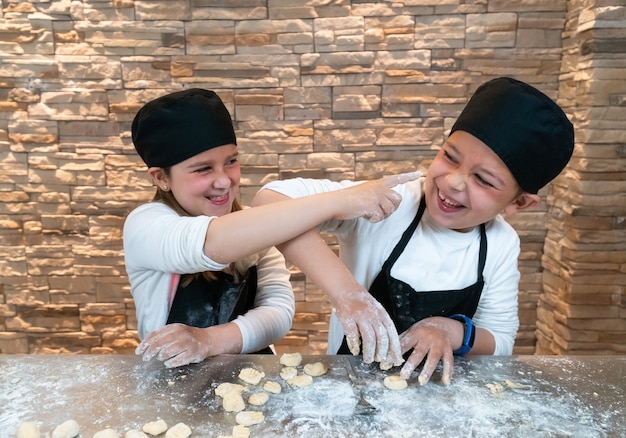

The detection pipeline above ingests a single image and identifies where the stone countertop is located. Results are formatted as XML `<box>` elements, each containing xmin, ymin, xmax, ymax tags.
<box><xmin>1</xmin><ymin>354</ymin><xmax>624</xmax><ymax>437</ymax></box>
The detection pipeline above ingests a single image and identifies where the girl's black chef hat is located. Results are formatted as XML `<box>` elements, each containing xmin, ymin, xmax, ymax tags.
<box><xmin>132</xmin><ymin>88</ymin><xmax>236</xmax><ymax>168</ymax></box>
<box><xmin>450</xmin><ymin>77</ymin><xmax>574</xmax><ymax>194</ymax></box>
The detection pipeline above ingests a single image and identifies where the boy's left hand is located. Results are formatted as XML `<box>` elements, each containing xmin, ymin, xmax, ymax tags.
<box><xmin>397</xmin><ymin>317</ymin><xmax>462</xmax><ymax>385</ymax></box>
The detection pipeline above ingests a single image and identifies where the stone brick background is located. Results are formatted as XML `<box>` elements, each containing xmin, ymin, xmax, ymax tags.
<box><xmin>0</xmin><ymin>0</ymin><xmax>624</xmax><ymax>357</ymax></box>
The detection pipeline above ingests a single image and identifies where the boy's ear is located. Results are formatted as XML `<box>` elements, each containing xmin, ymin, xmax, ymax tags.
<box><xmin>503</xmin><ymin>193</ymin><xmax>541</xmax><ymax>217</ymax></box>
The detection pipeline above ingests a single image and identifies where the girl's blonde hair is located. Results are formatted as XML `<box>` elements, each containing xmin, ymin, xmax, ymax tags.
<box><xmin>153</xmin><ymin>168</ymin><xmax>243</xmax><ymax>285</ymax></box>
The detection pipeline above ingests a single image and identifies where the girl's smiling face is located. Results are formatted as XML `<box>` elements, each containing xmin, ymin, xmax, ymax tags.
<box><xmin>150</xmin><ymin>143</ymin><xmax>240</xmax><ymax>217</ymax></box>
<box><xmin>423</xmin><ymin>130</ymin><xmax>539</xmax><ymax>232</ymax></box>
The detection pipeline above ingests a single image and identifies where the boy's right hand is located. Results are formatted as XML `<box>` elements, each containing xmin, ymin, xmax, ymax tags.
<box><xmin>334</xmin><ymin>171</ymin><xmax>422</xmax><ymax>222</ymax></box>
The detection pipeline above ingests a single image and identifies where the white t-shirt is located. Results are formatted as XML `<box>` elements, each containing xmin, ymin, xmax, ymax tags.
<box><xmin>261</xmin><ymin>177</ymin><xmax>520</xmax><ymax>355</ymax></box>
<box><xmin>123</xmin><ymin>202</ymin><xmax>295</xmax><ymax>353</ymax></box>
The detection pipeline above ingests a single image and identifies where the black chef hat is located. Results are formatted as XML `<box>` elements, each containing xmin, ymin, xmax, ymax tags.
<box><xmin>450</xmin><ymin>77</ymin><xmax>574</xmax><ymax>194</ymax></box>
<box><xmin>132</xmin><ymin>88</ymin><xmax>236</xmax><ymax>168</ymax></box>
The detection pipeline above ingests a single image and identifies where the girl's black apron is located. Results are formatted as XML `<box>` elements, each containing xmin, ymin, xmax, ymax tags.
<box><xmin>338</xmin><ymin>198</ymin><xmax>487</xmax><ymax>354</ymax></box>
<box><xmin>166</xmin><ymin>266</ymin><xmax>272</xmax><ymax>354</ymax></box>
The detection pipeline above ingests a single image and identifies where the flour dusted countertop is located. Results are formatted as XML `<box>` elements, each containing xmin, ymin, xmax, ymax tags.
<box><xmin>0</xmin><ymin>354</ymin><xmax>624</xmax><ymax>437</ymax></box>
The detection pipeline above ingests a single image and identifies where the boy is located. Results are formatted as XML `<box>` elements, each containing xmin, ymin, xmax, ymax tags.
<box><xmin>252</xmin><ymin>77</ymin><xmax>574</xmax><ymax>384</ymax></box>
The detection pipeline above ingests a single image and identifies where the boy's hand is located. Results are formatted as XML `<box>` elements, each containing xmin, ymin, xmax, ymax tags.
<box><xmin>332</xmin><ymin>290</ymin><xmax>404</xmax><ymax>367</ymax></box>
<box><xmin>397</xmin><ymin>317</ymin><xmax>459</xmax><ymax>385</ymax></box>
<box><xmin>335</xmin><ymin>171</ymin><xmax>422</xmax><ymax>222</ymax></box>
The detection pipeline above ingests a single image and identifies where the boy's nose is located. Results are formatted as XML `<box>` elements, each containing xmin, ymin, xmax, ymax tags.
<box><xmin>447</xmin><ymin>171</ymin><xmax>468</xmax><ymax>191</ymax></box>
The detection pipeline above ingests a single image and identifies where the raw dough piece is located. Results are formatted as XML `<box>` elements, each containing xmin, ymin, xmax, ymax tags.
<box><xmin>16</xmin><ymin>422</ymin><xmax>40</xmax><ymax>438</ymax></box>
<box><xmin>504</xmin><ymin>379</ymin><xmax>530</xmax><ymax>389</ymax></box>
<box><xmin>303</xmin><ymin>361</ymin><xmax>328</xmax><ymax>377</ymax></box>
<box><xmin>165</xmin><ymin>423</ymin><xmax>192</xmax><ymax>438</ymax></box>
<box><xmin>143</xmin><ymin>419</ymin><xmax>168</xmax><ymax>436</ymax></box>
<box><xmin>287</xmin><ymin>374</ymin><xmax>313</xmax><ymax>387</ymax></box>
<box><xmin>248</xmin><ymin>392</ymin><xmax>269</xmax><ymax>406</ymax></box>
<box><xmin>125</xmin><ymin>431</ymin><xmax>148</xmax><ymax>438</ymax></box>
<box><xmin>93</xmin><ymin>429</ymin><xmax>119</xmax><ymax>438</ymax></box>
<box><xmin>223</xmin><ymin>390</ymin><xmax>246</xmax><ymax>412</ymax></box>
<box><xmin>52</xmin><ymin>420</ymin><xmax>80</xmax><ymax>438</ymax></box>
<box><xmin>216</xmin><ymin>382</ymin><xmax>248</xmax><ymax>397</ymax></box>
<box><xmin>238</xmin><ymin>367</ymin><xmax>265</xmax><ymax>385</ymax></box>
<box><xmin>279</xmin><ymin>352</ymin><xmax>302</xmax><ymax>367</ymax></box>
<box><xmin>279</xmin><ymin>366</ymin><xmax>298</xmax><ymax>381</ymax></box>
<box><xmin>263</xmin><ymin>380</ymin><xmax>282</xmax><ymax>394</ymax></box>
<box><xmin>383</xmin><ymin>375</ymin><xmax>408</xmax><ymax>390</ymax></box>
<box><xmin>486</xmin><ymin>382</ymin><xmax>504</xmax><ymax>397</ymax></box>
<box><xmin>232</xmin><ymin>425</ymin><xmax>250</xmax><ymax>438</ymax></box>
<box><xmin>235</xmin><ymin>411</ymin><xmax>265</xmax><ymax>426</ymax></box>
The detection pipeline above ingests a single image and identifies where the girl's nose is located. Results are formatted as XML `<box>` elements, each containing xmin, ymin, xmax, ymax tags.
<box><xmin>213</xmin><ymin>170</ymin><xmax>231</xmax><ymax>189</ymax></box>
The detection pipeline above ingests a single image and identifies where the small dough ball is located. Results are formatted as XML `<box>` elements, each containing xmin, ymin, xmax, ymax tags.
<box><xmin>248</xmin><ymin>392</ymin><xmax>269</xmax><ymax>406</ymax></box>
<box><xmin>223</xmin><ymin>390</ymin><xmax>246</xmax><ymax>412</ymax></box>
<box><xmin>238</xmin><ymin>367</ymin><xmax>265</xmax><ymax>385</ymax></box>
<box><xmin>125</xmin><ymin>432</ymin><xmax>148</xmax><ymax>438</ymax></box>
<box><xmin>16</xmin><ymin>422</ymin><xmax>40</xmax><ymax>438</ymax></box>
<box><xmin>287</xmin><ymin>374</ymin><xmax>313</xmax><ymax>387</ymax></box>
<box><xmin>93</xmin><ymin>429</ymin><xmax>119</xmax><ymax>438</ymax></box>
<box><xmin>143</xmin><ymin>419</ymin><xmax>168</xmax><ymax>436</ymax></box>
<box><xmin>216</xmin><ymin>382</ymin><xmax>248</xmax><ymax>397</ymax></box>
<box><xmin>383</xmin><ymin>375</ymin><xmax>408</xmax><ymax>390</ymax></box>
<box><xmin>235</xmin><ymin>411</ymin><xmax>265</xmax><ymax>427</ymax></box>
<box><xmin>303</xmin><ymin>362</ymin><xmax>328</xmax><ymax>377</ymax></box>
<box><xmin>232</xmin><ymin>425</ymin><xmax>250</xmax><ymax>438</ymax></box>
<box><xmin>165</xmin><ymin>423</ymin><xmax>192</xmax><ymax>438</ymax></box>
<box><xmin>279</xmin><ymin>366</ymin><xmax>298</xmax><ymax>381</ymax></box>
<box><xmin>52</xmin><ymin>420</ymin><xmax>80</xmax><ymax>438</ymax></box>
<box><xmin>263</xmin><ymin>380</ymin><xmax>282</xmax><ymax>394</ymax></box>
<box><xmin>279</xmin><ymin>352</ymin><xmax>302</xmax><ymax>367</ymax></box>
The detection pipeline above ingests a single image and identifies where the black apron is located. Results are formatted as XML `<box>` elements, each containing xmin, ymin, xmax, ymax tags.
<box><xmin>166</xmin><ymin>266</ymin><xmax>272</xmax><ymax>354</ymax></box>
<box><xmin>338</xmin><ymin>198</ymin><xmax>487</xmax><ymax>354</ymax></box>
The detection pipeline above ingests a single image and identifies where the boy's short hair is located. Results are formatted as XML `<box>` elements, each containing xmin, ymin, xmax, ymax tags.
<box><xmin>132</xmin><ymin>88</ymin><xmax>236</xmax><ymax>168</ymax></box>
<box><xmin>450</xmin><ymin>77</ymin><xmax>574</xmax><ymax>194</ymax></box>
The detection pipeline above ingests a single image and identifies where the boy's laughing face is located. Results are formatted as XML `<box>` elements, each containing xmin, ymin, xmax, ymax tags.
<box><xmin>423</xmin><ymin>130</ymin><xmax>538</xmax><ymax>232</ymax></box>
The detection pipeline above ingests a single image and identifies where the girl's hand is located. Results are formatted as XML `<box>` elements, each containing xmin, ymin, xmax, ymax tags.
<box><xmin>397</xmin><ymin>316</ymin><xmax>463</xmax><ymax>385</ymax></box>
<box><xmin>135</xmin><ymin>323</ymin><xmax>241</xmax><ymax>368</ymax></box>
<box><xmin>335</xmin><ymin>171</ymin><xmax>422</xmax><ymax>222</ymax></box>
<box><xmin>332</xmin><ymin>290</ymin><xmax>404</xmax><ymax>367</ymax></box>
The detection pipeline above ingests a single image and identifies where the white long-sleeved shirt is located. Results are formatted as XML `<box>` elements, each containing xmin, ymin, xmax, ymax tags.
<box><xmin>123</xmin><ymin>202</ymin><xmax>295</xmax><ymax>353</ymax></box>
<box><xmin>261</xmin><ymin>177</ymin><xmax>520</xmax><ymax>355</ymax></box>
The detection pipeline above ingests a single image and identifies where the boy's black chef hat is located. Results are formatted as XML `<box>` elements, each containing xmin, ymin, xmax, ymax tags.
<box><xmin>450</xmin><ymin>77</ymin><xmax>574</xmax><ymax>194</ymax></box>
<box><xmin>132</xmin><ymin>88</ymin><xmax>236</xmax><ymax>168</ymax></box>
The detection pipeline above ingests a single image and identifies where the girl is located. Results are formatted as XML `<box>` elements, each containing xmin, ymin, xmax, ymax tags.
<box><xmin>123</xmin><ymin>88</ymin><xmax>417</xmax><ymax>368</ymax></box>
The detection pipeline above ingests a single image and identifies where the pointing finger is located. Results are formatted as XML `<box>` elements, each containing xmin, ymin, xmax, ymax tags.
<box><xmin>384</xmin><ymin>171</ymin><xmax>423</xmax><ymax>188</ymax></box>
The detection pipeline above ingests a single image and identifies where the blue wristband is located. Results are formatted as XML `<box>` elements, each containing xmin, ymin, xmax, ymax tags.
<box><xmin>450</xmin><ymin>314</ymin><xmax>476</xmax><ymax>356</ymax></box>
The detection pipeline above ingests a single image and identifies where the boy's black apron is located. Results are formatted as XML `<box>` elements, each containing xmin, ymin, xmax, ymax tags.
<box><xmin>338</xmin><ymin>198</ymin><xmax>487</xmax><ymax>354</ymax></box>
<box><xmin>166</xmin><ymin>266</ymin><xmax>272</xmax><ymax>354</ymax></box>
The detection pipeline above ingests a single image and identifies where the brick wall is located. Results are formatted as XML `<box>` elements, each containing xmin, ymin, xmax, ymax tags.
<box><xmin>0</xmin><ymin>0</ymin><xmax>623</xmax><ymax>356</ymax></box>
<box><xmin>535</xmin><ymin>0</ymin><xmax>626</xmax><ymax>355</ymax></box>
